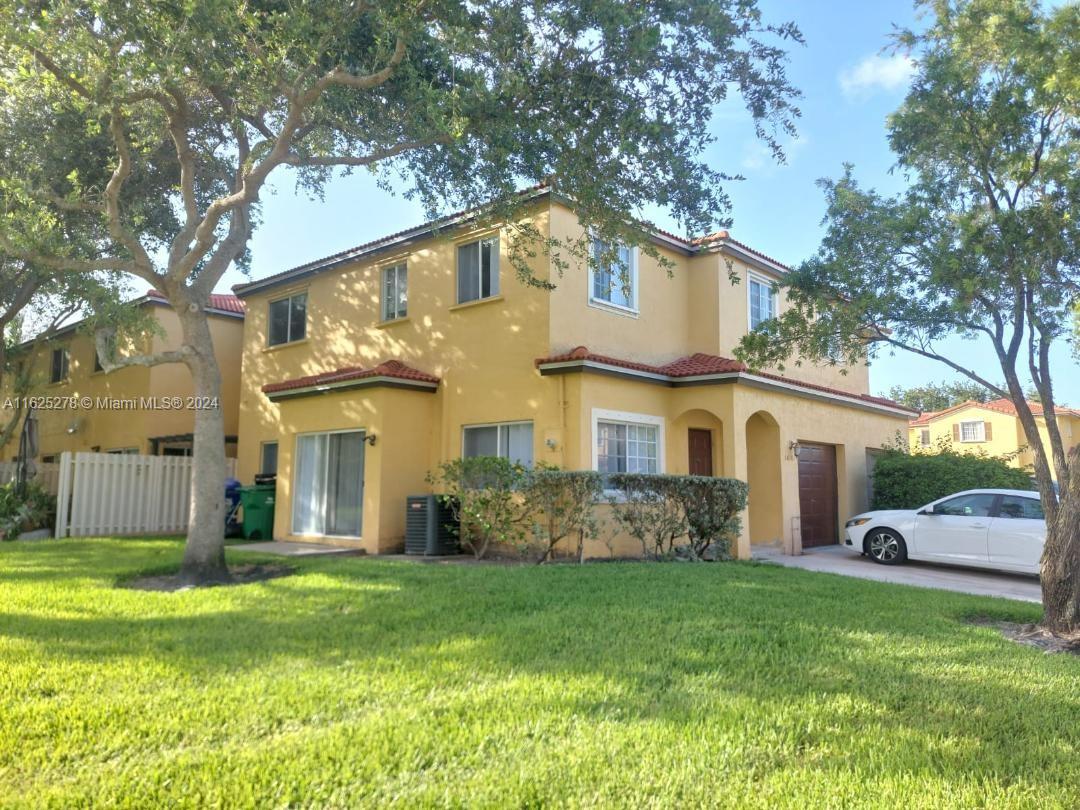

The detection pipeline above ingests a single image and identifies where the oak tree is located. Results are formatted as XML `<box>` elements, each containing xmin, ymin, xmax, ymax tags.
<box><xmin>0</xmin><ymin>0</ymin><xmax>800</xmax><ymax>584</ymax></box>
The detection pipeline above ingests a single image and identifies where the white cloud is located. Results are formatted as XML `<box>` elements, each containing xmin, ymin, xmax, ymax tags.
<box><xmin>740</xmin><ymin>135</ymin><xmax>808</xmax><ymax>174</ymax></box>
<box><xmin>839</xmin><ymin>54</ymin><xmax>915</xmax><ymax>99</ymax></box>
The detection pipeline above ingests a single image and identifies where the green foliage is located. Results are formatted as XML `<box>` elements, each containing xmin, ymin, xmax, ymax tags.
<box><xmin>608</xmin><ymin>473</ymin><xmax>747</xmax><ymax>560</ymax></box>
<box><xmin>427</xmin><ymin>456</ymin><xmax>532</xmax><ymax>559</ymax></box>
<box><xmin>871</xmin><ymin>447</ymin><xmax>1035</xmax><ymax>510</ymax></box>
<box><xmin>0</xmin><ymin>480</ymin><xmax>54</xmax><ymax>540</ymax></box>
<box><xmin>886</xmin><ymin>380</ymin><xmax>996</xmax><ymax>413</ymax></box>
<box><xmin>524</xmin><ymin>466</ymin><xmax>604</xmax><ymax>564</ymax></box>
<box><xmin>734</xmin><ymin>0</ymin><xmax>1080</xmax><ymax>503</ymax></box>
<box><xmin>3</xmin><ymin>538</ymin><xmax>1075</xmax><ymax>806</ymax></box>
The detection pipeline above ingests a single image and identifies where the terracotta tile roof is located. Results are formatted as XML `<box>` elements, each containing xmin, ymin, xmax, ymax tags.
<box><xmin>911</xmin><ymin>398</ymin><xmax>1080</xmax><ymax>426</ymax></box>
<box><xmin>536</xmin><ymin>346</ymin><xmax>912</xmax><ymax>411</ymax></box>
<box><xmin>262</xmin><ymin>359</ymin><xmax>439</xmax><ymax>395</ymax></box>
<box><xmin>146</xmin><ymin>289</ymin><xmax>246</xmax><ymax>315</ymax></box>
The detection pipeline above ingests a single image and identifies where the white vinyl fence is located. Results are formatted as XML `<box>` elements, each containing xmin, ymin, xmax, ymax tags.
<box><xmin>0</xmin><ymin>461</ymin><xmax>61</xmax><ymax>495</ymax></box>
<box><xmin>54</xmin><ymin>452</ymin><xmax>239</xmax><ymax>538</ymax></box>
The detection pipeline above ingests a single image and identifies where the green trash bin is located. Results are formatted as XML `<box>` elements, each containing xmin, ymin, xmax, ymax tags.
<box><xmin>239</xmin><ymin>484</ymin><xmax>276</xmax><ymax>540</ymax></box>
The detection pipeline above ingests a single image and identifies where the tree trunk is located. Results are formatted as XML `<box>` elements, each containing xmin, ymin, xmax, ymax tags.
<box><xmin>177</xmin><ymin>307</ymin><xmax>230</xmax><ymax>585</ymax></box>
<box><xmin>1041</xmin><ymin>448</ymin><xmax>1080</xmax><ymax>634</ymax></box>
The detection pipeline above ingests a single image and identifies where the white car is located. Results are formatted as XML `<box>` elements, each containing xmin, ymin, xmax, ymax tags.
<box><xmin>844</xmin><ymin>489</ymin><xmax>1045</xmax><ymax>575</ymax></box>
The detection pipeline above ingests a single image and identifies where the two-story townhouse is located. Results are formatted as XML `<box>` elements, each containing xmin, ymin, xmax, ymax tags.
<box><xmin>909</xmin><ymin>398</ymin><xmax>1080</xmax><ymax>478</ymax></box>
<box><xmin>233</xmin><ymin>189</ymin><xmax>915</xmax><ymax>558</ymax></box>
<box><xmin>1</xmin><ymin>290</ymin><xmax>245</xmax><ymax>460</ymax></box>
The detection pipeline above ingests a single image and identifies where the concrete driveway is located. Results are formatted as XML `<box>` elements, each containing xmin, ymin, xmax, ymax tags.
<box><xmin>753</xmin><ymin>544</ymin><xmax>1042</xmax><ymax>603</ymax></box>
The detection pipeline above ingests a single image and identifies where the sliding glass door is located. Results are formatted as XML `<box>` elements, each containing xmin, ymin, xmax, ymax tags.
<box><xmin>292</xmin><ymin>431</ymin><xmax>365</xmax><ymax>537</ymax></box>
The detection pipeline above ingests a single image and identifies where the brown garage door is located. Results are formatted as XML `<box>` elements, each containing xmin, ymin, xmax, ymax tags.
<box><xmin>797</xmin><ymin>443</ymin><xmax>838</xmax><ymax>548</ymax></box>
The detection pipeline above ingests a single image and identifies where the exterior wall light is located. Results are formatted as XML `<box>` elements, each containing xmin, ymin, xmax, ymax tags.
<box><xmin>364</xmin><ymin>434</ymin><xmax>377</xmax><ymax>447</ymax></box>
<box><xmin>789</xmin><ymin>440</ymin><xmax>801</xmax><ymax>458</ymax></box>
<box><xmin>545</xmin><ymin>438</ymin><xmax>558</xmax><ymax>450</ymax></box>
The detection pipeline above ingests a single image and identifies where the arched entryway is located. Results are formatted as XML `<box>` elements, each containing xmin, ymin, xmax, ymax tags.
<box><xmin>671</xmin><ymin>409</ymin><xmax>723</xmax><ymax>476</ymax></box>
<box><xmin>746</xmin><ymin>411</ymin><xmax>783</xmax><ymax>545</ymax></box>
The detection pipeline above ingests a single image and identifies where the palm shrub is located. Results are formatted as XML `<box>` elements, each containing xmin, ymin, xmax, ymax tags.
<box><xmin>427</xmin><ymin>457</ymin><xmax>534</xmax><ymax>559</ymax></box>
<box><xmin>525</xmin><ymin>467</ymin><xmax>604</xmax><ymax>564</ymax></box>
<box><xmin>871</xmin><ymin>447</ymin><xmax>1035</xmax><ymax>509</ymax></box>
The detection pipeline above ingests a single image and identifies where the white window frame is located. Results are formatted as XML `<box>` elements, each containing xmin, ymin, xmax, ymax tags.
<box><xmin>260</xmin><ymin>441</ymin><xmax>279</xmax><ymax>475</ymax></box>
<box><xmin>589</xmin><ymin>238</ymin><xmax>639</xmax><ymax>315</ymax></box>
<box><xmin>291</xmin><ymin>428</ymin><xmax>366</xmax><ymax>539</ymax></box>
<box><xmin>380</xmin><ymin>261</ymin><xmax>408</xmax><ymax>321</ymax></box>
<box><xmin>590</xmin><ymin>408</ymin><xmax>665</xmax><ymax>476</ymax></box>
<box><xmin>456</xmin><ymin>235</ymin><xmax>500</xmax><ymax>304</ymax></box>
<box><xmin>267</xmin><ymin>291</ymin><xmax>307</xmax><ymax>347</ymax></box>
<box><xmin>747</xmin><ymin>272</ymin><xmax>778</xmax><ymax>331</ymax></box>
<box><xmin>461</xmin><ymin>420</ymin><xmax>534</xmax><ymax>466</ymax></box>
<box><xmin>959</xmin><ymin>420</ymin><xmax>986</xmax><ymax>443</ymax></box>
<box><xmin>919</xmin><ymin>429</ymin><xmax>931</xmax><ymax>447</ymax></box>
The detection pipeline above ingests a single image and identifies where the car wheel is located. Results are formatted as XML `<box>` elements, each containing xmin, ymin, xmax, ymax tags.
<box><xmin>865</xmin><ymin>529</ymin><xmax>907</xmax><ymax>565</ymax></box>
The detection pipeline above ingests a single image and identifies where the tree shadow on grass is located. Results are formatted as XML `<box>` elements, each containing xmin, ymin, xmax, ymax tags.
<box><xmin>0</xmin><ymin>541</ymin><xmax>1074</xmax><ymax>798</ymax></box>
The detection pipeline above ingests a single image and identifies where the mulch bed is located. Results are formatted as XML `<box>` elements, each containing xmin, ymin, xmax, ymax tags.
<box><xmin>968</xmin><ymin>616</ymin><xmax>1080</xmax><ymax>655</ymax></box>
<box><xmin>124</xmin><ymin>564</ymin><xmax>296</xmax><ymax>592</ymax></box>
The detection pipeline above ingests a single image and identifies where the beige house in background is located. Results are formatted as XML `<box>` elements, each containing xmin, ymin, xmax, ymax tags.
<box><xmin>233</xmin><ymin>188</ymin><xmax>914</xmax><ymax>558</ymax></box>
<box><xmin>1</xmin><ymin>291</ymin><xmax>245</xmax><ymax>461</ymax></box>
<box><xmin>909</xmin><ymin>398</ymin><xmax>1080</xmax><ymax>479</ymax></box>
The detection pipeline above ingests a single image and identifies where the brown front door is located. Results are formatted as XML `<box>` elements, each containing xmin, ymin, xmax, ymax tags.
<box><xmin>797</xmin><ymin>443</ymin><xmax>838</xmax><ymax>547</ymax></box>
<box><xmin>688</xmin><ymin>429</ymin><xmax>713</xmax><ymax>476</ymax></box>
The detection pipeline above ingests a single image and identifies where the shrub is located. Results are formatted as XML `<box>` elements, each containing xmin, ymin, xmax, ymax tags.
<box><xmin>608</xmin><ymin>473</ymin><xmax>748</xmax><ymax>561</ymax></box>
<box><xmin>427</xmin><ymin>456</ymin><xmax>534</xmax><ymax>559</ymax></box>
<box><xmin>525</xmin><ymin>467</ymin><xmax>604</xmax><ymax>564</ymax></box>
<box><xmin>0</xmin><ymin>482</ymin><xmax>55</xmax><ymax>541</ymax></box>
<box><xmin>871</xmin><ymin>447</ymin><xmax>1035</xmax><ymax>509</ymax></box>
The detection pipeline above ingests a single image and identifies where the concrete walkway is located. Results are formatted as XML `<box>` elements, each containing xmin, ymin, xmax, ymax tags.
<box><xmin>229</xmin><ymin>541</ymin><xmax>363</xmax><ymax>557</ymax></box>
<box><xmin>753</xmin><ymin>544</ymin><xmax>1042</xmax><ymax>603</ymax></box>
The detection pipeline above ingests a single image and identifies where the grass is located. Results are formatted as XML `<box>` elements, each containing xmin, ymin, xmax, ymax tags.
<box><xmin>0</xmin><ymin>539</ymin><xmax>1076</xmax><ymax>808</ymax></box>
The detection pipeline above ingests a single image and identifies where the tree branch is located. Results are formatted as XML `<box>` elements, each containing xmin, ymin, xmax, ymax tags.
<box><xmin>94</xmin><ymin>327</ymin><xmax>191</xmax><ymax>372</ymax></box>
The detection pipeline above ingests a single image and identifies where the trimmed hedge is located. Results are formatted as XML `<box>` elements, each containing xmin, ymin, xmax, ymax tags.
<box><xmin>607</xmin><ymin>473</ymin><xmax>748</xmax><ymax>560</ymax></box>
<box><xmin>871</xmin><ymin>448</ymin><xmax>1035</xmax><ymax>509</ymax></box>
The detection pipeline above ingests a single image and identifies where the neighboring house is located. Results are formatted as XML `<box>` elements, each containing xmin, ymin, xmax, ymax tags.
<box><xmin>233</xmin><ymin>189</ymin><xmax>915</xmax><ymax>557</ymax></box>
<box><xmin>0</xmin><ymin>290</ymin><xmax>245</xmax><ymax>461</ymax></box>
<box><xmin>909</xmin><ymin>398</ymin><xmax>1080</xmax><ymax>478</ymax></box>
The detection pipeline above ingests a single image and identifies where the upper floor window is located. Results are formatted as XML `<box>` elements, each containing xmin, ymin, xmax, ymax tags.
<box><xmin>591</xmin><ymin>239</ymin><xmax>637</xmax><ymax>311</ymax></box>
<box><xmin>748</xmin><ymin>275</ymin><xmax>777</xmax><ymax>330</ymax></box>
<box><xmin>381</xmin><ymin>262</ymin><xmax>408</xmax><ymax>321</ymax></box>
<box><xmin>268</xmin><ymin>292</ymin><xmax>307</xmax><ymax>346</ymax></box>
<box><xmin>462</xmin><ymin>421</ymin><xmax>533</xmax><ymax>467</ymax></box>
<box><xmin>50</xmin><ymin>348</ymin><xmax>69</xmax><ymax>383</ymax></box>
<box><xmin>457</xmin><ymin>236</ymin><xmax>499</xmax><ymax>304</ymax></box>
<box><xmin>958</xmin><ymin>420</ymin><xmax>986</xmax><ymax>443</ymax></box>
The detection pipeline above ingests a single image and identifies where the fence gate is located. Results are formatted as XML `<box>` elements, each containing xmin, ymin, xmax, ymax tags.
<box><xmin>54</xmin><ymin>452</ymin><xmax>238</xmax><ymax>538</ymax></box>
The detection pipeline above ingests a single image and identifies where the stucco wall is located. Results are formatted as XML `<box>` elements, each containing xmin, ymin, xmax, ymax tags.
<box><xmin>909</xmin><ymin>404</ymin><xmax>1080</xmax><ymax>479</ymax></box>
<box><xmin>1</xmin><ymin>304</ymin><xmax>243</xmax><ymax>459</ymax></box>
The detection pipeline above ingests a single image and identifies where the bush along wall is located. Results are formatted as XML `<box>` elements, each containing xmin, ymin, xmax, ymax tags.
<box><xmin>607</xmin><ymin>473</ymin><xmax>748</xmax><ymax>561</ymax></box>
<box><xmin>870</xmin><ymin>448</ymin><xmax>1035</xmax><ymax>509</ymax></box>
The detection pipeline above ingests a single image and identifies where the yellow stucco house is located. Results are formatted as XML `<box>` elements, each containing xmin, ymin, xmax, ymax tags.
<box><xmin>908</xmin><ymin>398</ymin><xmax>1080</xmax><ymax>478</ymax></box>
<box><xmin>1</xmin><ymin>290</ymin><xmax>245</xmax><ymax>460</ymax></box>
<box><xmin>233</xmin><ymin>190</ymin><xmax>915</xmax><ymax>558</ymax></box>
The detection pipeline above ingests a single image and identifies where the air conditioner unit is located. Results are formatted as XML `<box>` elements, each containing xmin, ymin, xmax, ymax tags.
<box><xmin>405</xmin><ymin>495</ymin><xmax>459</xmax><ymax>556</ymax></box>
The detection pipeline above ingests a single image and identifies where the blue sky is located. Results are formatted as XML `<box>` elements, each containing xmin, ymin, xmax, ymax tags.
<box><xmin>220</xmin><ymin>0</ymin><xmax>1078</xmax><ymax>403</ymax></box>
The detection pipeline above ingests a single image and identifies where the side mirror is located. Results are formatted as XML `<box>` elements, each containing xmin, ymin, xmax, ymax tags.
<box><xmin>917</xmin><ymin>509</ymin><xmax>930</xmax><ymax>516</ymax></box>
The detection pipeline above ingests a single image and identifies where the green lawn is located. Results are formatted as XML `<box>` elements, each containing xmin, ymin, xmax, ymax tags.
<box><xmin>0</xmin><ymin>539</ymin><xmax>1076</xmax><ymax>808</ymax></box>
